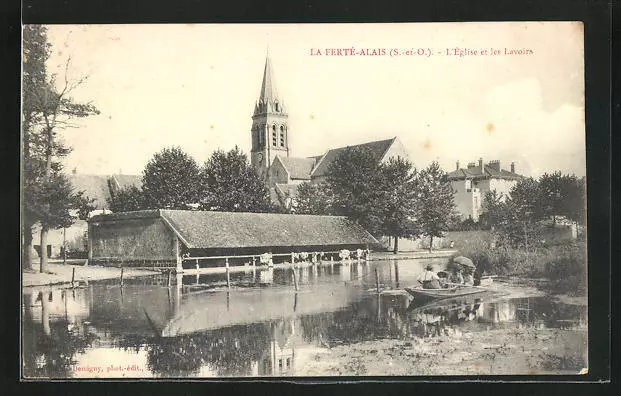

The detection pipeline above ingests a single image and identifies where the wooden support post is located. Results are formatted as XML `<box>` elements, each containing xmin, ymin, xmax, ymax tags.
<box><xmin>167</xmin><ymin>269</ymin><xmax>172</xmax><ymax>287</ymax></box>
<box><xmin>195</xmin><ymin>259</ymin><xmax>199</xmax><ymax>270</ymax></box>
<box><xmin>225</xmin><ymin>257</ymin><xmax>231</xmax><ymax>289</ymax></box>
<box><xmin>375</xmin><ymin>268</ymin><xmax>380</xmax><ymax>294</ymax></box>
<box><xmin>86</xmin><ymin>223</ymin><xmax>92</xmax><ymax>266</ymax></box>
<box><xmin>394</xmin><ymin>262</ymin><xmax>400</xmax><ymax>288</ymax></box>
<box><xmin>252</xmin><ymin>256</ymin><xmax>256</xmax><ymax>267</ymax></box>
<box><xmin>291</xmin><ymin>252</ymin><xmax>295</xmax><ymax>265</ymax></box>
<box><xmin>174</xmin><ymin>237</ymin><xmax>183</xmax><ymax>273</ymax></box>
<box><xmin>291</xmin><ymin>267</ymin><xmax>299</xmax><ymax>292</ymax></box>
<box><xmin>120</xmin><ymin>267</ymin><xmax>124</xmax><ymax>287</ymax></box>
<box><xmin>71</xmin><ymin>267</ymin><xmax>75</xmax><ymax>286</ymax></box>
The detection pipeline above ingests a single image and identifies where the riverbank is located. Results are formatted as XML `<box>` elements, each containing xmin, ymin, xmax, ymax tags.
<box><xmin>370</xmin><ymin>249</ymin><xmax>457</xmax><ymax>261</ymax></box>
<box><xmin>300</xmin><ymin>326</ymin><xmax>588</xmax><ymax>376</ymax></box>
<box><xmin>22</xmin><ymin>261</ymin><xmax>160</xmax><ymax>287</ymax></box>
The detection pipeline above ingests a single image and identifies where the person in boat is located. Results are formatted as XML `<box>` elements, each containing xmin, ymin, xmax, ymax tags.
<box><xmin>417</xmin><ymin>263</ymin><xmax>442</xmax><ymax>289</ymax></box>
<box><xmin>463</xmin><ymin>268</ymin><xmax>475</xmax><ymax>286</ymax></box>
<box><xmin>448</xmin><ymin>267</ymin><xmax>464</xmax><ymax>285</ymax></box>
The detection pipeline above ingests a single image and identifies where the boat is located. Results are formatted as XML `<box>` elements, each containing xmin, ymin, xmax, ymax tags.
<box><xmin>405</xmin><ymin>285</ymin><xmax>487</xmax><ymax>300</ymax></box>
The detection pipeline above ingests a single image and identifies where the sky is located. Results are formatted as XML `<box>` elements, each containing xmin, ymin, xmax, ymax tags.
<box><xmin>42</xmin><ymin>22</ymin><xmax>586</xmax><ymax>178</ymax></box>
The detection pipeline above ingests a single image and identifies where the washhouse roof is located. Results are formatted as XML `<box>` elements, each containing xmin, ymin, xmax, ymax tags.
<box><xmin>89</xmin><ymin>209</ymin><xmax>378</xmax><ymax>249</ymax></box>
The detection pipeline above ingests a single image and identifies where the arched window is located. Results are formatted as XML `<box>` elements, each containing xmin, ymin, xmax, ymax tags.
<box><xmin>272</xmin><ymin>125</ymin><xmax>277</xmax><ymax>146</ymax></box>
<box><xmin>274</xmin><ymin>102</ymin><xmax>280</xmax><ymax>112</ymax></box>
<box><xmin>279</xmin><ymin>125</ymin><xmax>285</xmax><ymax>147</ymax></box>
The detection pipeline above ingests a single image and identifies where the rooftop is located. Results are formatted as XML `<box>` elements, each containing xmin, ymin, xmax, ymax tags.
<box><xmin>310</xmin><ymin>137</ymin><xmax>397</xmax><ymax>178</ymax></box>
<box><xmin>90</xmin><ymin>209</ymin><xmax>378</xmax><ymax>249</ymax></box>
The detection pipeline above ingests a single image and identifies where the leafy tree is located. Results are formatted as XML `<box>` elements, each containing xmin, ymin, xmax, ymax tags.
<box><xmin>107</xmin><ymin>185</ymin><xmax>146</xmax><ymax>213</ymax></box>
<box><xmin>294</xmin><ymin>182</ymin><xmax>333</xmax><ymax>215</ymax></box>
<box><xmin>22</xmin><ymin>25</ymin><xmax>100</xmax><ymax>272</ymax></box>
<box><xmin>539</xmin><ymin>172</ymin><xmax>586</xmax><ymax>225</ymax></box>
<box><xmin>483</xmin><ymin>179</ymin><xmax>544</xmax><ymax>249</ymax></box>
<box><xmin>141</xmin><ymin>147</ymin><xmax>201</xmax><ymax>209</ymax></box>
<box><xmin>378</xmin><ymin>157</ymin><xmax>419</xmax><ymax>253</ymax></box>
<box><xmin>199</xmin><ymin>146</ymin><xmax>272</xmax><ymax>212</ymax></box>
<box><xmin>416</xmin><ymin>162</ymin><xmax>456</xmax><ymax>252</ymax></box>
<box><xmin>325</xmin><ymin>147</ymin><xmax>386</xmax><ymax>235</ymax></box>
<box><xmin>72</xmin><ymin>191</ymin><xmax>97</xmax><ymax>221</ymax></box>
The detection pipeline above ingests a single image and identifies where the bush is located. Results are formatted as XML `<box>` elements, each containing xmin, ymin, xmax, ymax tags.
<box><xmin>456</xmin><ymin>239</ymin><xmax>587</xmax><ymax>296</ymax></box>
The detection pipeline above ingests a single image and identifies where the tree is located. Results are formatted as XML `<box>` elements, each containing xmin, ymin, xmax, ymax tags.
<box><xmin>539</xmin><ymin>172</ymin><xmax>586</xmax><ymax>225</ymax></box>
<box><xmin>483</xmin><ymin>179</ymin><xmax>544</xmax><ymax>249</ymax></box>
<box><xmin>22</xmin><ymin>25</ymin><xmax>100</xmax><ymax>272</ymax></box>
<box><xmin>141</xmin><ymin>147</ymin><xmax>201</xmax><ymax>209</ymax></box>
<box><xmin>107</xmin><ymin>185</ymin><xmax>146</xmax><ymax>213</ymax></box>
<box><xmin>325</xmin><ymin>147</ymin><xmax>386</xmax><ymax>235</ymax></box>
<box><xmin>199</xmin><ymin>146</ymin><xmax>272</xmax><ymax>212</ymax></box>
<box><xmin>416</xmin><ymin>162</ymin><xmax>456</xmax><ymax>252</ymax></box>
<box><xmin>294</xmin><ymin>182</ymin><xmax>333</xmax><ymax>215</ymax></box>
<box><xmin>378</xmin><ymin>157</ymin><xmax>419</xmax><ymax>253</ymax></box>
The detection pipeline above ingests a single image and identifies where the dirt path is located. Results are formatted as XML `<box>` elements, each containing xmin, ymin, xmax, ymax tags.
<box><xmin>22</xmin><ymin>262</ymin><xmax>160</xmax><ymax>287</ymax></box>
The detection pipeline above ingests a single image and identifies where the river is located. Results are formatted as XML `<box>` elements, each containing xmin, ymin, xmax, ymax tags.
<box><xmin>22</xmin><ymin>258</ymin><xmax>587</xmax><ymax>378</ymax></box>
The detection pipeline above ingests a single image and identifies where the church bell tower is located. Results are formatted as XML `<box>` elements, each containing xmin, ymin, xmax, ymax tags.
<box><xmin>251</xmin><ymin>52</ymin><xmax>289</xmax><ymax>179</ymax></box>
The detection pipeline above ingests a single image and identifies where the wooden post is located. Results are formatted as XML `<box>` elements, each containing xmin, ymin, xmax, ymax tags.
<box><xmin>375</xmin><ymin>268</ymin><xmax>380</xmax><ymax>293</ymax></box>
<box><xmin>394</xmin><ymin>262</ymin><xmax>400</xmax><ymax>288</ymax></box>
<box><xmin>120</xmin><ymin>267</ymin><xmax>124</xmax><ymax>287</ymax></box>
<box><xmin>174</xmin><ymin>236</ymin><xmax>183</xmax><ymax>273</ymax></box>
<box><xmin>252</xmin><ymin>256</ymin><xmax>256</xmax><ymax>267</ymax></box>
<box><xmin>291</xmin><ymin>267</ymin><xmax>299</xmax><ymax>292</ymax></box>
<box><xmin>63</xmin><ymin>227</ymin><xmax>67</xmax><ymax>265</ymax></box>
<box><xmin>225</xmin><ymin>257</ymin><xmax>231</xmax><ymax>289</ymax></box>
<box><xmin>167</xmin><ymin>269</ymin><xmax>172</xmax><ymax>287</ymax></box>
<box><xmin>291</xmin><ymin>252</ymin><xmax>295</xmax><ymax>265</ymax></box>
<box><xmin>71</xmin><ymin>267</ymin><xmax>75</xmax><ymax>286</ymax></box>
<box><xmin>86</xmin><ymin>222</ymin><xmax>92</xmax><ymax>266</ymax></box>
<box><xmin>195</xmin><ymin>259</ymin><xmax>199</xmax><ymax>270</ymax></box>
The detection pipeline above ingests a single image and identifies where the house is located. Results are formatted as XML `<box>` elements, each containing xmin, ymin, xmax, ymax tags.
<box><xmin>87</xmin><ymin>209</ymin><xmax>379</xmax><ymax>271</ymax></box>
<box><xmin>30</xmin><ymin>172</ymin><xmax>142</xmax><ymax>260</ymax></box>
<box><xmin>447</xmin><ymin>158</ymin><xmax>523</xmax><ymax>221</ymax></box>
<box><xmin>249</xmin><ymin>53</ymin><xmax>410</xmax><ymax>208</ymax></box>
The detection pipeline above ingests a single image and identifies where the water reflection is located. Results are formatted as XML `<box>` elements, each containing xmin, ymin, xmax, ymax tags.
<box><xmin>22</xmin><ymin>259</ymin><xmax>587</xmax><ymax>378</ymax></box>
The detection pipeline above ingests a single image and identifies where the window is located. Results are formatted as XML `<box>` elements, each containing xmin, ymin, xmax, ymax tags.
<box><xmin>286</xmin><ymin>358</ymin><xmax>291</xmax><ymax>368</ymax></box>
<box><xmin>275</xmin><ymin>102</ymin><xmax>279</xmax><ymax>112</ymax></box>
<box><xmin>272</xmin><ymin>125</ymin><xmax>277</xmax><ymax>146</ymax></box>
<box><xmin>280</xmin><ymin>125</ymin><xmax>285</xmax><ymax>147</ymax></box>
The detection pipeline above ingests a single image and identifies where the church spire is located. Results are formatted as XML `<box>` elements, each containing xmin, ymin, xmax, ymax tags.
<box><xmin>255</xmin><ymin>51</ymin><xmax>285</xmax><ymax>115</ymax></box>
<box><xmin>259</xmin><ymin>51</ymin><xmax>279</xmax><ymax>103</ymax></box>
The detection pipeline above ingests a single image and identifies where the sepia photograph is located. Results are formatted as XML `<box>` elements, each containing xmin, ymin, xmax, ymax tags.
<box><xmin>21</xmin><ymin>22</ymin><xmax>588</xmax><ymax>379</ymax></box>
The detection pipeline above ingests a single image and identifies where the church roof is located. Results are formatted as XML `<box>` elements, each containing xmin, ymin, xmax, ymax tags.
<box><xmin>278</xmin><ymin>157</ymin><xmax>316</xmax><ymax>180</ymax></box>
<box><xmin>310</xmin><ymin>137</ymin><xmax>397</xmax><ymax>178</ymax></box>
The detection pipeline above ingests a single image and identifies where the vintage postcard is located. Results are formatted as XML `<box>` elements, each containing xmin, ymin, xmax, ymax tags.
<box><xmin>21</xmin><ymin>22</ymin><xmax>587</xmax><ymax>379</ymax></box>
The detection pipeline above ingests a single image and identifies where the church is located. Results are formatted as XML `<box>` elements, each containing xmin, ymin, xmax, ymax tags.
<box><xmin>249</xmin><ymin>53</ymin><xmax>409</xmax><ymax>207</ymax></box>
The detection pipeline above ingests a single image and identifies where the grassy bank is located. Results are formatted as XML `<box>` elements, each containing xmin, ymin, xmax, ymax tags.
<box><xmin>453</xmin><ymin>232</ymin><xmax>587</xmax><ymax>296</ymax></box>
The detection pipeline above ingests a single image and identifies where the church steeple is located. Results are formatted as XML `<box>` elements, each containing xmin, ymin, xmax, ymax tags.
<box><xmin>251</xmin><ymin>52</ymin><xmax>290</xmax><ymax>180</ymax></box>
<box><xmin>254</xmin><ymin>52</ymin><xmax>286</xmax><ymax>115</ymax></box>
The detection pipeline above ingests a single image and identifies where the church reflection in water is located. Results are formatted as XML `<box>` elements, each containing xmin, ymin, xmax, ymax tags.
<box><xmin>22</xmin><ymin>271</ymin><xmax>587</xmax><ymax>378</ymax></box>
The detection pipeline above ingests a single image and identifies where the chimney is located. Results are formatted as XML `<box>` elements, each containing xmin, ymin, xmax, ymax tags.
<box><xmin>488</xmin><ymin>160</ymin><xmax>500</xmax><ymax>172</ymax></box>
<box><xmin>456</xmin><ymin>160</ymin><xmax>460</xmax><ymax>170</ymax></box>
<box><xmin>511</xmin><ymin>162</ymin><xmax>515</xmax><ymax>173</ymax></box>
<box><xmin>467</xmin><ymin>162</ymin><xmax>476</xmax><ymax>169</ymax></box>
<box><xmin>478</xmin><ymin>157</ymin><xmax>483</xmax><ymax>172</ymax></box>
